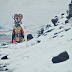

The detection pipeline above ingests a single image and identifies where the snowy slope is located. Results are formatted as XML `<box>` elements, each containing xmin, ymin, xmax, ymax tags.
<box><xmin>0</xmin><ymin>13</ymin><xmax>72</xmax><ymax>72</ymax></box>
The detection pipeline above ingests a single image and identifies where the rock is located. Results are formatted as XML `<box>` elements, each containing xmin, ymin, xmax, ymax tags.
<box><xmin>54</xmin><ymin>30</ymin><xmax>63</xmax><ymax>35</ymax></box>
<box><xmin>59</xmin><ymin>26</ymin><xmax>64</xmax><ymax>29</ymax></box>
<box><xmin>65</xmin><ymin>28</ymin><xmax>71</xmax><ymax>31</ymax></box>
<box><xmin>45</xmin><ymin>29</ymin><xmax>54</xmax><ymax>33</ymax></box>
<box><xmin>61</xmin><ymin>13</ymin><xmax>65</xmax><ymax>15</ymax></box>
<box><xmin>65</xmin><ymin>20</ymin><xmax>68</xmax><ymax>24</ymax></box>
<box><xmin>46</xmin><ymin>24</ymin><xmax>51</xmax><ymax>29</ymax></box>
<box><xmin>51</xmin><ymin>17</ymin><xmax>58</xmax><ymax>26</ymax></box>
<box><xmin>52</xmin><ymin>51</ymin><xmax>69</xmax><ymax>63</ymax></box>
<box><xmin>38</xmin><ymin>34</ymin><xmax>41</xmax><ymax>37</ymax></box>
<box><xmin>54</xmin><ymin>33</ymin><xmax>58</xmax><ymax>35</ymax></box>
<box><xmin>3</xmin><ymin>65</ymin><xmax>7</xmax><ymax>67</ymax></box>
<box><xmin>27</xmin><ymin>34</ymin><xmax>33</xmax><ymax>41</ymax></box>
<box><xmin>61</xmin><ymin>13</ymin><xmax>65</xmax><ymax>18</ymax></box>
<box><xmin>37</xmin><ymin>40</ymin><xmax>41</xmax><ymax>43</ymax></box>
<box><xmin>1</xmin><ymin>55</ymin><xmax>8</xmax><ymax>60</ymax></box>
<box><xmin>5</xmin><ymin>68</ymin><xmax>8</xmax><ymax>71</ymax></box>
<box><xmin>53</xmin><ymin>35</ymin><xmax>58</xmax><ymax>38</ymax></box>
<box><xmin>41</xmin><ymin>28</ymin><xmax>44</xmax><ymax>34</ymax></box>
<box><xmin>37</xmin><ymin>28</ymin><xmax>44</xmax><ymax>37</ymax></box>
<box><xmin>1</xmin><ymin>43</ymin><xmax>7</xmax><ymax>46</ymax></box>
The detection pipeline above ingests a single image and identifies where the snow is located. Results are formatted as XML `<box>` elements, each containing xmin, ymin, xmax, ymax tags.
<box><xmin>0</xmin><ymin>15</ymin><xmax>72</xmax><ymax>72</ymax></box>
<box><xmin>0</xmin><ymin>0</ymin><xmax>72</xmax><ymax>72</ymax></box>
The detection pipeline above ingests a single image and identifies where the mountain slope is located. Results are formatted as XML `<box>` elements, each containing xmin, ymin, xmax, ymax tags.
<box><xmin>0</xmin><ymin>13</ymin><xmax>72</xmax><ymax>72</ymax></box>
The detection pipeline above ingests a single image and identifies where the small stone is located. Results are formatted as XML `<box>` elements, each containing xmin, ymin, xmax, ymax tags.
<box><xmin>5</xmin><ymin>68</ymin><xmax>8</xmax><ymax>71</ymax></box>
<box><xmin>37</xmin><ymin>40</ymin><xmax>41</xmax><ymax>43</ymax></box>
<box><xmin>1</xmin><ymin>55</ymin><xmax>8</xmax><ymax>60</ymax></box>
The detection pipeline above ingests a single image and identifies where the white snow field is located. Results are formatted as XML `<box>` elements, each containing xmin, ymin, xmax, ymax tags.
<box><xmin>0</xmin><ymin>0</ymin><xmax>72</xmax><ymax>72</ymax></box>
<box><xmin>0</xmin><ymin>12</ymin><xmax>72</xmax><ymax>72</ymax></box>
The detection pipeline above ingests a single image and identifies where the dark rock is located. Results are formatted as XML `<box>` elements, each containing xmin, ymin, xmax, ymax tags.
<box><xmin>54</xmin><ymin>33</ymin><xmax>58</xmax><ymax>35</ymax></box>
<box><xmin>1</xmin><ymin>55</ymin><xmax>8</xmax><ymax>60</ymax></box>
<box><xmin>61</xmin><ymin>13</ymin><xmax>65</xmax><ymax>15</ymax></box>
<box><xmin>3</xmin><ymin>65</ymin><xmax>7</xmax><ymax>67</ymax></box>
<box><xmin>51</xmin><ymin>18</ymin><xmax>58</xmax><ymax>26</ymax></box>
<box><xmin>66</xmin><ymin>15</ymin><xmax>71</xmax><ymax>19</ymax></box>
<box><xmin>27</xmin><ymin>34</ymin><xmax>33</xmax><ymax>41</ymax></box>
<box><xmin>37</xmin><ymin>28</ymin><xmax>44</xmax><ymax>37</ymax></box>
<box><xmin>53</xmin><ymin>35</ymin><xmax>58</xmax><ymax>38</ymax></box>
<box><xmin>41</xmin><ymin>28</ymin><xmax>44</xmax><ymax>34</ymax></box>
<box><xmin>52</xmin><ymin>51</ymin><xmax>69</xmax><ymax>63</ymax></box>
<box><xmin>1</xmin><ymin>43</ymin><xmax>7</xmax><ymax>46</ymax></box>
<box><xmin>59</xmin><ymin>26</ymin><xmax>64</xmax><ymax>29</ymax></box>
<box><xmin>37</xmin><ymin>40</ymin><xmax>41</xmax><ymax>43</ymax></box>
<box><xmin>38</xmin><ymin>28</ymin><xmax>44</xmax><ymax>35</ymax></box>
<box><xmin>5</xmin><ymin>68</ymin><xmax>8</xmax><ymax>71</ymax></box>
<box><xmin>54</xmin><ymin>30</ymin><xmax>64</xmax><ymax>35</ymax></box>
<box><xmin>65</xmin><ymin>20</ymin><xmax>69</xmax><ymax>24</ymax></box>
<box><xmin>46</xmin><ymin>24</ymin><xmax>51</xmax><ymax>29</ymax></box>
<box><xmin>45</xmin><ymin>29</ymin><xmax>54</xmax><ymax>33</ymax></box>
<box><xmin>38</xmin><ymin>34</ymin><xmax>41</xmax><ymax>37</ymax></box>
<box><xmin>65</xmin><ymin>28</ymin><xmax>71</xmax><ymax>31</ymax></box>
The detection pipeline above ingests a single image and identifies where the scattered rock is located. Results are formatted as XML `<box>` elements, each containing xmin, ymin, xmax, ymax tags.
<box><xmin>46</xmin><ymin>24</ymin><xmax>51</xmax><ymax>29</ymax></box>
<box><xmin>61</xmin><ymin>13</ymin><xmax>65</xmax><ymax>18</ymax></box>
<box><xmin>59</xmin><ymin>26</ymin><xmax>64</xmax><ymax>29</ymax></box>
<box><xmin>37</xmin><ymin>28</ymin><xmax>44</xmax><ymax>37</ymax></box>
<box><xmin>54</xmin><ymin>33</ymin><xmax>58</xmax><ymax>35</ymax></box>
<box><xmin>65</xmin><ymin>20</ymin><xmax>69</xmax><ymax>24</ymax></box>
<box><xmin>54</xmin><ymin>30</ymin><xmax>64</xmax><ymax>35</ymax></box>
<box><xmin>1</xmin><ymin>55</ymin><xmax>8</xmax><ymax>60</ymax></box>
<box><xmin>1</xmin><ymin>43</ymin><xmax>7</xmax><ymax>46</ymax></box>
<box><xmin>51</xmin><ymin>17</ymin><xmax>58</xmax><ymax>26</ymax></box>
<box><xmin>37</xmin><ymin>40</ymin><xmax>41</xmax><ymax>43</ymax></box>
<box><xmin>38</xmin><ymin>34</ymin><xmax>41</xmax><ymax>37</ymax></box>
<box><xmin>65</xmin><ymin>28</ymin><xmax>71</xmax><ymax>31</ymax></box>
<box><xmin>41</xmin><ymin>28</ymin><xmax>44</xmax><ymax>34</ymax></box>
<box><xmin>61</xmin><ymin>13</ymin><xmax>65</xmax><ymax>15</ymax></box>
<box><xmin>27</xmin><ymin>34</ymin><xmax>33</xmax><ymax>41</ymax></box>
<box><xmin>5</xmin><ymin>68</ymin><xmax>8</xmax><ymax>71</ymax></box>
<box><xmin>45</xmin><ymin>29</ymin><xmax>54</xmax><ymax>33</ymax></box>
<box><xmin>53</xmin><ymin>35</ymin><xmax>58</xmax><ymax>38</ymax></box>
<box><xmin>52</xmin><ymin>51</ymin><xmax>69</xmax><ymax>63</ymax></box>
<box><xmin>3</xmin><ymin>65</ymin><xmax>7</xmax><ymax>68</ymax></box>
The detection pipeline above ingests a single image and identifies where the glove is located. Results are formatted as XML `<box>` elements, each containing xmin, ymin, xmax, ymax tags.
<box><xmin>11</xmin><ymin>39</ymin><xmax>13</xmax><ymax>44</ymax></box>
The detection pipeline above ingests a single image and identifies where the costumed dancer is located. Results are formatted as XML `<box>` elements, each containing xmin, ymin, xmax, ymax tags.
<box><xmin>11</xmin><ymin>14</ymin><xmax>25</xmax><ymax>43</ymax></box>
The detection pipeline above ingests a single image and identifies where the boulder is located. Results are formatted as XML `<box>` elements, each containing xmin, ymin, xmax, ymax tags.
<box><xmin>37</xmin><ymin>40</ymin><xmax>41</xmax><ymax>43</ymax></box>
<box><xmin>51</xmin><ymin>18</ymin><xmax>58</xmax><ymax>26</ymax></box>
<box><xmin>52</xmin><ymin>51</ymin><xmax>69</xmax><ymax>63</ymax></box>
<box><xmin>65</xmin><ymin>20</ymin><xmax>69</xmax><ymax>24</ymax></box>
<box><xmin>1</xmin><ymin>55</ymin><xmax>8</xmax><ymax>60</ymax></box>
<box><xmin>46</xmin><ymin>24</ymin><xmax>51</xmax><ymax>29</ymax></box>
<box><xmin>41</xmin><ymin>28</ymin><xmax>44</xmax><ymax>34</ymax></box>
<box><xmin>27</xmin><ymin>34</ymin><xmax>33</xmax><ymax>41</ymax></box>
<box><xmin>37</xmin><ymin>28</ymin><xmax>44</xmax><ymax>37</ymax></box>
<box><xmin>65</xmin><ymin>28</ymin><xmax>71</xmax><ymax>31</ymax></box>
